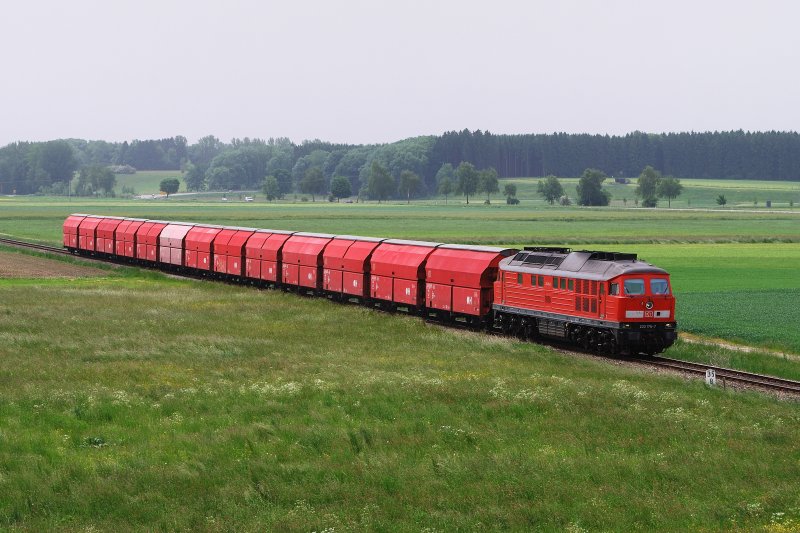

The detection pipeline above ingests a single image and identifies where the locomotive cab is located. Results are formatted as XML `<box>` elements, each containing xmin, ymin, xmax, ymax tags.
<box><xmin>609</xmin><ymin>273</ymin><xmax>677</xmax><ymax>354</ymax></box>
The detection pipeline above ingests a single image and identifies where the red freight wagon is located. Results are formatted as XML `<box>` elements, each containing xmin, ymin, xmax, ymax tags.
<box><xmin>213</xmin><ymin>227</ymin><xmax>255</xmax><ymax>276</ymax></box>
<box><xmin>115</xmin><ymin>218</ymin><xmax>146</xmax><ymax>257</ymax></box>
<box><xmin>370</xmin><ymin>239</ymin><xmax>441</xmax><ymax>308</ymax></box>
<box><xmin>425</xmin><ymin>245</ymin><xmax>517</xmax><ymax>317</ymax></box>
<box><xmin>158</xmin><ymin>223</ymin><xmax>194</xmax><ymax>267</ymax></box>
<box><xmin>184</xmin><ymin>225</ymin><xmax>223</xmax><ymax>270</ymax></box>
<box><xmin>63</xmin><ymin>214</ymin><xmax>87</xmax><ymax>249</ymax></box>
<box><xmin>281</xmin><ymin>233</ymin><xmax>335</xmax><ymax>290</ymax></box>
<box><xmin>135</xmin><ymin>220</ymin><xmax>168</xmax><ymax>262</ymax></box>
<box><xmin>244</xmin><ymin>230</ymin><xmax>294</xmax><ymax>282</ymax></box>
<box><xmin>96</xmin><ymin>217</ymin><xmax>125</xmax><ymax>255</ymax></box>
<box><xmin>322</xmin><ymin>235</ymin><xmax>384</xmax><ymax>297</ymax></box>
<box><xmin>78</xmin><ymin>215</ymin><xmax>103</xmax><ymax>252</ymax></box>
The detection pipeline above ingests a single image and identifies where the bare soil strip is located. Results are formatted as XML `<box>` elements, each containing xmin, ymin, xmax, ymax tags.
<box><xmin>680</xmin><ymin>332</ymin><xmax>800</xmax><ymax>361</ymax></box>
<box><xmin>0</xmin><ymin>250</ymin><xmax>107</xmax><ymax>278</ymax></box>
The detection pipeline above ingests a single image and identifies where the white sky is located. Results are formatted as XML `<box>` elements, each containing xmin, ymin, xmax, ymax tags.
<box><xmin>1</xmin><ymin>0</ymin><xmax>798</xmax><ymax>146</ymax></box>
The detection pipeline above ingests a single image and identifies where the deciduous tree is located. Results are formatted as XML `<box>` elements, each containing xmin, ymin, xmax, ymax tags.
<box><xmin>330</xmin><ymin>175</ymin><xmax>352</xmax><ymax>202</ymax></box>
<box><xmin>657</xmin><ymin>176</ymin><xmax>683</xmax><ymax>207</ymax></box>
<box><xmin>74</xmin><ymin>165</ymin><xmax>116</xmax><ymax>196</ymax></box>
<box><xmin>576</xmin><ymin>168</ymin><xmax>611</xmax><ymax>206</ymax></box>
<box><xmin>456</xmin><ymin>161</ymin><xmax>478</xmax><ymax>204</ymax></box>
<box><xmin>367</xmin><ymin>161</ymin><xmax>395</xmax><ymax>202</ymax></box>
<box><xmin>300</xmin><ymin>166</ymin><xmax>326</xmax><ymax>201</ymax></box>
<box><xmin>438</xmin><ymin>176</ymin><xmax>453</xmax><ymax>204</ymax></box>
<box><xmin>536</xmin><ymin>175</ymin><xmax>564</xmax><ymax>204</ymax></box>
<box><xmin>160</xmin><ymin>177</ymin><xmax>180</xmax><ymax>197</ymax></box>
<box><xmin>398</xmin><ymin>170</ymin><xmax>422</xmax><ymax>204</ymax></box>
<box><xmin>183</xmin><ymin>162</ymin><xmax>207</xmax><ymax>191</ymax></box>
<box><xmin>478</xmin><ymin>167</ymin><xmax>499</xmax><ymax>203</ymax></box>
<box><xmin>636</xmin><ymin>166</ymin><xmax>662</xmax><ymax>207</ymax></box>
<box><xmin>263</xmin><ymin>175</ymin><xmax>281</xmax><ymax>201</ymax></box>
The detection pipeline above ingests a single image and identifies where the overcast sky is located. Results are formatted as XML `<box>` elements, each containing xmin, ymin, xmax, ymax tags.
<box><xmin>1</xmin><ymin>0</ymin><xmax>798</xmax><ymax>146</ymax></box>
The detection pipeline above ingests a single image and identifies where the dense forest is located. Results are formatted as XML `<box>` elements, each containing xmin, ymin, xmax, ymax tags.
<box><xmin>1</xmin><ymin>130</ymin><xmax>799</xmax><ymax>196</ymax></box>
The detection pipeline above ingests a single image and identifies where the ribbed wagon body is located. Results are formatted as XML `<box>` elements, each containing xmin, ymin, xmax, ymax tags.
<box><xmin>244</xmin><ymin>230</ymin><xmax>294</xmax><ymax>283</ymax></box>
<box><xmin>281</xmin><ymin>233</ymin><xmax>335</xmax><ymax>290</ymax></box>
<box><xmin>370</xmin><ymin>240</ymin><xmax>441</xmax><ymax>309</ymax></box>
<box><xmin>322</xmin><ymin>236</ymin><xmax>384</xmax><ymax>298</ymax></box>
<box><xmin>425</xmin><ymin>245</ymin><xmax>516</xmax><ymax>317</ymax></box>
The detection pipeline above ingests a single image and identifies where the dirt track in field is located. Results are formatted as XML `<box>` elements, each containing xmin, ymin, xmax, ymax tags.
<box><xmin>0</xmin><ymin>250</ymin><xmax>108</xmax><ymax>278</ymax></box>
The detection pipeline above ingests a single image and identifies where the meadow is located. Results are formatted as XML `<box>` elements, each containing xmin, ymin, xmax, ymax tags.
<box><xmin>1</xmin><ymin>190</ymin><xmax>800</xmax><ymax>530</ymax></box>
<box><xmin>503</xmin><ymin>177</ymin><xmax>800</xmax><ymax>208</ymax></box>
<box><xmin>1</xmin><ymin>265</ymin><xmax>799</xmax><ymax>531</ymax></box>
<box><xmin>112</xmin><ymin>170</ymin><xmax>185</xmax><ymax>196</ymax></box>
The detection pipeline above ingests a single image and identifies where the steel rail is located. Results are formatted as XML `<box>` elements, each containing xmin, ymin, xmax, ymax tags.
<box><xmin>0</xmin><ymin>237</ymin><xmax>72</xmax><ymax>255</ymax></box>
<box><xmin>635</xmin><ymin>355</ymin><xmax>800</xmax><ymax>394</ymax></box>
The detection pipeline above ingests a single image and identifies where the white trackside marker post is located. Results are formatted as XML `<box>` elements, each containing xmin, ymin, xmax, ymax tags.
<box><xmin>705</xmin><ymin>369</ymin><xmax>716</xmax><ymax>386</ymax></box>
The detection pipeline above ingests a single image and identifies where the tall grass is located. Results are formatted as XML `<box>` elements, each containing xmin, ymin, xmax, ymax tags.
<box><xmin>1</xmin><ymin>273</ymin><xmax>799</xmax><ymax>530</ymax></box>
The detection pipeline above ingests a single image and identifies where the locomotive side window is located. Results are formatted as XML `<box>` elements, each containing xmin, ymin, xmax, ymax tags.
<box><xmin>651</xmin><ymin>278</ymin><xmax>670</xmax><ymax>295</ymax></box>
<box><xmin>552</xmin><ymin>276</ymin><xmax>558</xmax><ymax>288</ymax></box>
<box><xmin>568</xmin><ymin>279</ymin><xmax>574</xmax><ymax>291</ymax></box>
<box><xmin>599</xmin><ymin>284</ymin><xmax>605</xmax><ymax>295</ymax></box>
<box><xmin>517</xmin><ymin>273</ymin><xmax>523</xmax><ymax>284</ymax></box>
<box><xmin>610</xmin><ymin>283</ymin><xmax>619</xmax><ymax>295</ymax></box>
<box><xmin>538</xmin><ymin>275</ymin><xmax>544</xmax><ymax>287</ymax></box>
<box><xmin>560</xmin><ymin>278</ymin><xmax>567</xmax><ymax>290</ymax></box>
<box><xmin>624</xmin><ymin>279</ymin><xmax>646</xmax><ymax>295</ymax></box>
<box><xmin>531</xmin><ymin>275</ymin><xmax>535</xmax><ymax>286</ymax></box>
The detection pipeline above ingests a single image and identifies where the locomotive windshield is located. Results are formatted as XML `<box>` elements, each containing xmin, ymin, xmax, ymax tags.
<box><xmin>651</xmin><ymin>278</ymin><xmax>670</xmax><ymax>295</ymax></box>
<box><xmin>623</xmin><ymin>279</ymin><xmax>646</xmax><ymax>295</ymax></box>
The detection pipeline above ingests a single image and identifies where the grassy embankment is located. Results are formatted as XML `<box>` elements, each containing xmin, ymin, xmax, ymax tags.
<box><xmin>1</xmin><ymin>265</ymin><xmax>799</xmax><ymax>530</ymax></box>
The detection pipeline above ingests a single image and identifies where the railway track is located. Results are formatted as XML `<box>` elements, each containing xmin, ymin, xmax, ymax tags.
<box><xmin>4</xmin><ymin>236</ymin><xmax>800</xmax><ymax>396</ymax></box>
<box><xmin>635</xmin><ymin>355</ymin><xmax>800</xmax><ymax>395</ymax></box>
<box><xmin>0</xmin><ymin>237</ymin><xmax>72</xmax><ymax>255</ymax></box>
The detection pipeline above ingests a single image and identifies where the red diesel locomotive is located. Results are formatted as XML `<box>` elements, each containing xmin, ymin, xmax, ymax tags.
<box><xmin>63</xmin><ymin>214</ymin><xmax>677</xmax><ymax>355</ymax></box>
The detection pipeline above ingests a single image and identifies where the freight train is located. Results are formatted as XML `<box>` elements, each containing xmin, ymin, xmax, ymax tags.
<box><xmin>64</xmin><ymin>214</ymin><xmax>677</xmax><ymax>355</ymax></box>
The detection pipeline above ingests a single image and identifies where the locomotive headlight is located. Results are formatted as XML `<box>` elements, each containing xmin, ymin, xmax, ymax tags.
<box><xmin>645</xmin><ymin>300</ymin><xmax>654</xmax><ymax>310</ymax></box>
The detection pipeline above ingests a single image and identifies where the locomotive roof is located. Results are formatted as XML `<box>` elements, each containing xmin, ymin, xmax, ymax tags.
<box><xmin>501</xmin><ymin>248</ymin><xmax>668</xmax><ymax>280</ymax></box>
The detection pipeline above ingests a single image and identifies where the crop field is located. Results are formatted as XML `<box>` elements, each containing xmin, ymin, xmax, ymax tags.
<box><xmin>1</xmin><ymin>260</ymin><xmax>799</xmax><ymax>531</ymax></box>
<box><xmin>2</xmin><ymin>197</ymin><xmax>800</xmax><ymax>245</ymax></box>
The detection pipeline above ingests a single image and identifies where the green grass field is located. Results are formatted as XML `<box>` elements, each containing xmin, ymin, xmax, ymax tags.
<box><xmin>1</xmin><ymin>267</ymin><xmax>799</xmax><ymax>530</ymax></box>
<box><xmin>2</xmin><ymin>197</ymin><xmax>800</xmax><ymax>245</ymax></box>
<box><xmin>2</xmin><ymin>193</ymin><xmax>800</xmax><ymax>530</ymax></box>
<box><xmin>112</xmin><ymin>170</ymin><xmax>185</xmax><ymax>195</ymax></box>
<box><xmin>503</xmin><ymin>177</ymin><xmax>800</xmax><ymax>208</ymax></box>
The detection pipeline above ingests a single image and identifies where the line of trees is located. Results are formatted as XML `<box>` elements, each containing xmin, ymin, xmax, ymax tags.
<box><xmin>533</xmin><ymin>166</ymin><xmax>685</xmax><ymax>208</ymax></box>
<box><xmin>2</xmin><ymin>129</ymin><xmax>798</xmax><ymax>197</ymax></box>
<box><xmin>431</xmin><ymin>129</ymin><xmax>800</xmax><ymax>181</ymax></box>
